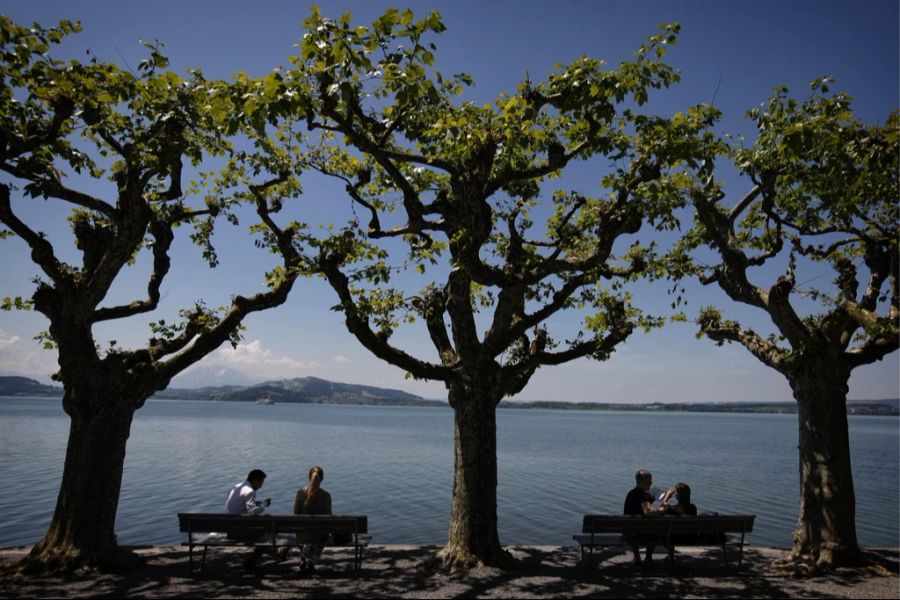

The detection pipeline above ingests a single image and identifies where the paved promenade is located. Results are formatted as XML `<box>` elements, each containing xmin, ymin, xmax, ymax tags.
<box><xmin>1</xmin><ymin>544</ymin><xmax>897</xmax><ymax>598</ymax></box>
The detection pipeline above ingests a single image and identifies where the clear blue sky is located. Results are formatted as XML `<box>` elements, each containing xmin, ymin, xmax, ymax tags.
<box><xmin>1</xmin><ymin>1</ymin><xmax>897</xmax><ymax>402</ymax></box>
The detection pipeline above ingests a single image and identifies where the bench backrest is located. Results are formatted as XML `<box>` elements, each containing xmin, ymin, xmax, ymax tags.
<box><xmin>178</xmin><ymin>513</ymin><xmax>368</xmax><ymax>536</ymax></box>
<box><xmin>581</xmin><ymin>514</ymin><xmax>755</xmax><ymax>535</ymax></box>
<box><xmin>178</xmin><ymin>513</ymin><xmax>273</xmax><ymax>535</ymax></box>
<box><xmin>272</xmin><ymin>514</ymin><xmax>368</xmax><ymax>536</ymax></box>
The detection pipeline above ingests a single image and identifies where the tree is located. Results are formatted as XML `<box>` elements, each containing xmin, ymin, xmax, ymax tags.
<box><xmin>285</xmin><ymin>8</ymin><xmax>716</xmax><ymax>570</ymax></box>
<box><xmin>677</xmin><ymin>80</ymin><xmax>898</xmax><ymax>570</ymax></box>
<box><xmin>0</xmin><ymin>18</ymin><xmax>304</xmax><ymax>573</ymax></box>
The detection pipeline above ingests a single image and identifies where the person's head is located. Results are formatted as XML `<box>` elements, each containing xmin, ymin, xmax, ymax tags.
<box><xmin>303</xmin><ymin>466</ymin><xmax>324</xmax><ymax>510</ymax></box>
<box><xmin>674</xmin><ymin>482</ymin><xmax>691</xmax><ymax>505</ymax></box>
<box><xmin>247</xmin><ymin>469</ymin><xmax>267</xmax><ymax>490</ymax></box>
<box><xmin>635</xmin><ymin>469</ymin><xmax>652</xmax><ymax>490</ymax></box>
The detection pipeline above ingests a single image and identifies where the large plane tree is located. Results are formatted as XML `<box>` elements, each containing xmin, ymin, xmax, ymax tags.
<box><xmin>285</xmin><ymin>9</ymin><xmax>716</xmax><ymax>570</ymax></box>
<box><xmin>0</xmin><ymin>18</ymin><xmax>304</xmax><ymax>573</ymax></box>
<box><xmin>677</xmin><ymin>80</ymin><xmax>898</xmax><ymax>570</ymax></box>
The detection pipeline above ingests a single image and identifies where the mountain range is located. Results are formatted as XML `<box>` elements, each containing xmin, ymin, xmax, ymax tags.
<box><xmin>0</xmin><ymin>375</ymin><xmax>896</xmax><ymax>414</ymax></box>
<box><xmin>0</xmin><ymin>375</ymin><xmax>436</xmax><ymax>405</ymax></box>
<box><xmin>153</xmin><ymin>376</ymin><xmax>442</xmax><ymax>406</ymax></box>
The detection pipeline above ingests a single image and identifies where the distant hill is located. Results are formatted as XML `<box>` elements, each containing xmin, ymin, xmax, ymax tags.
<box><xmin>1</xmin><ymin>375</ymin><xmax>896</xmax><ymax>415</ymax></box>
<box><xmin>0</xmin><ymin>374</ymin><xmax>438</xmax><ymax>406</ymax></box>
<box><xmin>0</xmin><ymin>376</ymin><xmax>62</xmax><ymax>397</ymax></box>
<box><xmin>152</xmin><ymin>376</ymin><xmax>445</xmax><ymax>407</ymax></box>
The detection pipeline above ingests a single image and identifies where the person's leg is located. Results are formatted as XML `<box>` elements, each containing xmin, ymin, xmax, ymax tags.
<box><xmin>300</xmin><ymin>541</ymin><xmax>325</xmax><ymax>572</ymax></box>
<box><xmin>244</xmin><ymin>546</ymin><xmax>265</xmax><ymax>569</ymax></box>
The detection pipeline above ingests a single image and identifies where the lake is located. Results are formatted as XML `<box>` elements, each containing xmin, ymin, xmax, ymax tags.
<box><xmin>0</xmin><ymin>397</ymin><xmax>897</xmax><ymax>548</ymax></box>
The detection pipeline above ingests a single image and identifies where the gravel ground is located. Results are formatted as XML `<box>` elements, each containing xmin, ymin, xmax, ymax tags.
<box><xmin>1</xmin><ymin>544</ymin><xmax>897</xmax><ymax>599</ymax></box>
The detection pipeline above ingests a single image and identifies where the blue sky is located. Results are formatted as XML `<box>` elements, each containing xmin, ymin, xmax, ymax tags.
<box><xmin>0</xmin><ymin>1</ymin><xmax>897</xmax><ymax>402</ymax></box>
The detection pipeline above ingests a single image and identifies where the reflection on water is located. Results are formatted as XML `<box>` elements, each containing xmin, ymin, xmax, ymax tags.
<box><xmin>0</xmin><ymin>397</ymin><xmax>896</xmax><ymax>548</ymax></box>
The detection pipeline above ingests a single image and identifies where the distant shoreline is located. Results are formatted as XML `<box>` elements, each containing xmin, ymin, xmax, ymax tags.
<box><xmin>3</xmin><ymin>374</ymin><xmax>896</xmax><ymax>416</ymax></box>
<box><xmin>499</xmin><ymin>399</ymin><xmax>899</xmax><ymax>416</ymax></box>
<box><xmin>3</xmin><ymin>393</ymin><xmax>897</xmax><ymax>416</ymax></box>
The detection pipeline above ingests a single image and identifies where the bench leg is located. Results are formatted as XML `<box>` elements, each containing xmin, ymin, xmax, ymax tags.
<box><xmin>354</xmin><ymin>543</ymin><xmax>366</xmax><ymax>573</ymax></box>
<box><xmin>188</xmin><ymin>544</ymin><xmax>194</xmax><ymax>573</ymax></box>
<box><xmin>201</xmin><ymin>545</ymin><xmax>208</xmax><ymax>571</ymax></box>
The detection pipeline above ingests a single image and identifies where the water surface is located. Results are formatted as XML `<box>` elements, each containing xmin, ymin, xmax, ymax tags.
<box><xmin>0</xmin><ymin>397</ymin><xmax>896</xmax><ymax>548</ymax></box>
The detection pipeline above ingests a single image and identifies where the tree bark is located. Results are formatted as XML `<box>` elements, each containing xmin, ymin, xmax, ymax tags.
<box><xmin>435</xmin><ymin>383</ymin><xmax>514</xmax><ymax>571</ymax></box>
<box><xmin>784</xmin><ymin>360</ymin><xmax>862</xmax><ymax>570</ymax></box>
<box><xmin>17</xmin><ymin>387</ymin><xmax>141</xmax><ymax>574</ymax></box>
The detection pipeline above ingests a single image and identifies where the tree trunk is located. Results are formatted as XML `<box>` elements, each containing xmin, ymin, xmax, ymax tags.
<box><xmin>785</xmin><ymin>362</ymin><xmax>862</xmax><ymax>570</ymax></box>
<box><xmin>435</xmin><ymin>384</ymin><xmax>514</xmax><ymax>571</ymax></box>
<box><xmin>17</xmin><ymin>389</ymin><xmax>141</xmax><ymax>574</ymax></box>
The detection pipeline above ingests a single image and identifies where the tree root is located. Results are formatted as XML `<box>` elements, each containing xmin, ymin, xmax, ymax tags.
<box><xmin>773</xmin><ymin>544</ymin><xmax>866</xmax><ymax>576</ymax></box>
<box><xmin>8</xmin><ymin>543</ymin><xmax>144</xmax><ymax>577</ymax></box>
<box><xmin>418</xmin><ymin>544</ymin><xmax>519</xmax><ymax>574</ymax></box>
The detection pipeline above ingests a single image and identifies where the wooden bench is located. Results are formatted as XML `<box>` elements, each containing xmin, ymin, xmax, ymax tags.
<box><xmin>573</xmin><ymin>514</ymin><xmax>755</xmax><ymax>568</ymax></box>
<box><xmin>177</xmin><ymin>513</ymin><xmax>371</xmax><ymax>572</ymax></box>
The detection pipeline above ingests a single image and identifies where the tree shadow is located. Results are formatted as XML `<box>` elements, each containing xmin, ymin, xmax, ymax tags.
<box><xmin>0</xmin><ymin>545</ymin><xmax>896</xmax><ymax>599</ymax></box>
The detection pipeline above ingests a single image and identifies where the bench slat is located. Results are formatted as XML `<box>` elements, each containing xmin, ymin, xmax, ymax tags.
<box><xmin>177</xmin><ymin>512</ymin><xmax>371</xmax><ymax>573</ymax></box>
<box><xmin>574</xmin><ymin>514</ymin><xmax>756</xmax><ymax>569</ymax></box>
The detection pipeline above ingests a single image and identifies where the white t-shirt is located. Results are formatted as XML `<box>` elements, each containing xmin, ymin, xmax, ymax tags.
<box><xmin>224</xmin><ymin>480</ymin><xmax>265</xmax><ymax>515</ymax></box>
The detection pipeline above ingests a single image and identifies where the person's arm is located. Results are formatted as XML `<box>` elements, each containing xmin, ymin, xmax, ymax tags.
<box><xmin>293</xmin><ymin>489</ymin><xmax>304</xmax><ymax>514</ymax></box>
<box><xmin>324</xmin><ymin>492</ymin><xmax>332</xmax><ymax>515</ymax></box>
<box><xmin>245</xmin><ymin>489</ymin><xmax>269</xmax><ymax>515</ymax></box>
<box><xmin>659</xmin><ymin>488</ymin><xmax>675</xmax><ymax>511</ymax></box>
<box><xmin>641</xmin><ymin>500</ymin><xmax>661</xmax><ymax>515</ymax></box>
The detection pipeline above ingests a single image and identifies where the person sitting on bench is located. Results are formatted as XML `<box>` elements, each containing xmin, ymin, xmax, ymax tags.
<box><xmin>661</xmin><ymin>482</ymin><xmax>704</xmax><ymax>561</ymax></box>
<box><xmin>225</xmin><ymin>468</ymin><xmax>271</xmax><ymax>516</ymax></box>
<box><xmin>224</xmin><ymin>468</ymin><xmax>281</xmax><ymax>569</ymax></box>
<box><xmin>661</xmin><ymin>482</ymin><xmax>697</xmax><ymax>516</ymax></box>
<box><xmin>623</xmin><ymin>469</ymin><xmax>665</xmax><ymax>566</ymax></box>
<box><xmin>293</xmin><ymin>465</ymin><xmax>332</xmax><ymax>573</ymax></box>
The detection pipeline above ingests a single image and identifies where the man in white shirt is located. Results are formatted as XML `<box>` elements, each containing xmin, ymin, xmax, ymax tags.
<box><xmin>224</xmin><ymin>468</ymin><xmax>279</xmax><ymax>569</ymax></box>
<box><xmin>225</xmin><ymin>469</ymin><xmax>270</xmax><ymax>515</ymax></box>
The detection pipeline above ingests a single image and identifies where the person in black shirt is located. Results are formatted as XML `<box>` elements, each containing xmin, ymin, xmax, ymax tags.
<box><xmin>623</xmin><ymin>469</ymin><xmax>664</xmax><ymax>565</ymax></box>
<box><xmin>661</xmin><ymin>482</ymin><xmax>697</xmax><ymax>516</ymax></box>
<box><xmin>661</xmin><ymin>482</ymin><xmax>699</xmax><ymax>562</ymax></box>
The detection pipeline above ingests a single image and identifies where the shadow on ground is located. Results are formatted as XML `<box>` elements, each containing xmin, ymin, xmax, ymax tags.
<box><xmin>1</xmin><ymin>545</ymin><xmax>897</xmax><ymax>599</ymax></box>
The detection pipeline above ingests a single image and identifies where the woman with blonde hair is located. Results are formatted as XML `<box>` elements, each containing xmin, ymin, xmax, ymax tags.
<box><xmin>293</xmin><ymin>466</ymin><xmax>332</xmax><ymax>572</ymax></box>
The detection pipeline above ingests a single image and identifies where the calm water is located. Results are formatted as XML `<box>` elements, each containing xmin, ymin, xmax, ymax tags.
<box><xmin>0</xmin><ymin>397</ymin><xmax>897</xmax><ymax>548</ymax></box>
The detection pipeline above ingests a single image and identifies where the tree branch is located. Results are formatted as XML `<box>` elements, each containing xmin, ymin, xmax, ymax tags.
<box><xmin>93</xmin><ymin>217</ymin><xmax>174</xmax><ymax>322</ymax></box>
<box><xmin>728</xmin><ymin>184</ymin><xmax>762</xmax><ymax>226</ymax></box>
<box><xmin>319</xmin><ymin>253</ymin><xmax>455</xmax><ymax>381</ymax></box>
<box><xmin>699</xmin><ymin>318</ymin><xmax>788</xmax><ymax>372</ymax></box>
<box><xmin>845</xmin><ymin>333</ymin><xmax>899</xmax><ymax>369</ymax></box>
<box><xmin>485</xmin><ymin>274</ymin><xmax>590</xmax><ymax>358</ymax></box>
<box><xmin>445</xmin><ymin>267</ymin><xmax>481</xmax><ymax>358</ymax></box>
<box><xmin>692</xmin><ymin>190</ymin><xmax>773</xmax><ymax>310</ymax></box>
<box><xmin>0</xmin><ymin>184</ymin><xmax>65</xmax><ymax>282</ymax></box>
<box><xmin>0</xmin><ymin>161</ymin><xmax>116</xmax><ymax>217</ymax></box>
<box><xmin>416</xmin><ymin>286</ymin><xmax>457</xmax><ymax>365</ymax></box>
<box><xmin>487</xmin><ymin>140</ymin><xmax>589</xmax><ymax>196</ymax></box>
<box><xmin>500</xmin><ymin>318</ymin><xmax>633</xmax><ymax>397</ymax></box>
<box><xmin>762</xmin><ymin>276</ymin><xmax>812</xmax><ymax>349</ymax></box>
